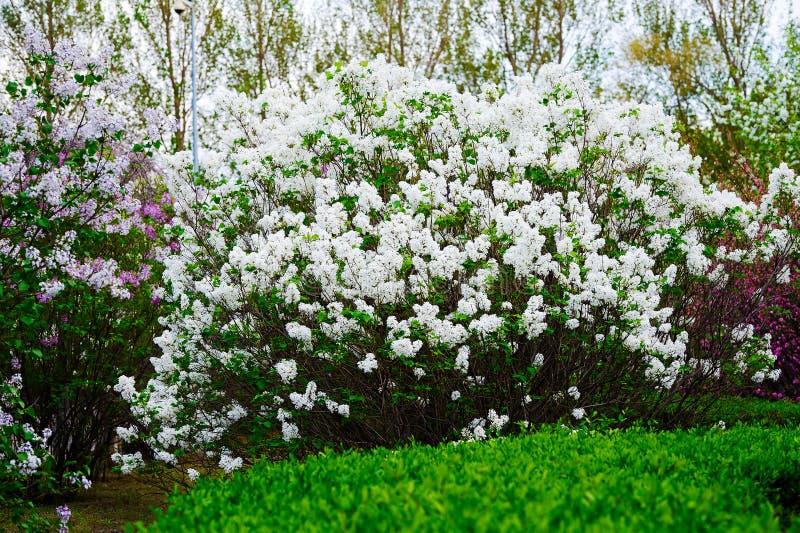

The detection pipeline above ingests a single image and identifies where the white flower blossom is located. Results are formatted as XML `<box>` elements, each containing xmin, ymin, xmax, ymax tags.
<box><xmin>281</xmin><ymin>421</ymin><xmax>300</xmax><ymax>441</ymax></box>
<box><xmin>113</xmin><ymin>57</ymin><xmax>796</xmax><ymax>474</ymax></box>
<box><xmin>357</xmin><ymin>353</ymin><xmax>378</xmax><ymax>373</ymax></box>
<box><xmin>274</xmin><ymin>359</ymin><xmax>299</xmax><ymax>384</ymax></box>
<box><xmin>567</xmin><ymin>386</ymin><xmax>580</xmax><ymax>401</ymax></box>
<box><xmin>219</xmin><ymin>454</ymin><xmax>243</xmax><ymax>473</ymax></box>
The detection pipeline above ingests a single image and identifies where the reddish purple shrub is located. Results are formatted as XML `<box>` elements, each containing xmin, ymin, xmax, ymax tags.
<box><xmin>721</xmin><ymin>167</ymin><xmax>800</xmax><ymax>400</ymax></box>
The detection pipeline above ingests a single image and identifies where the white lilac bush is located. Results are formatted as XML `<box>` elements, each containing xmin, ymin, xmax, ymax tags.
<box><xmin>117</xmin><ymin>59</ymin><xmax>799</xmax><ymax>473</ymax></box>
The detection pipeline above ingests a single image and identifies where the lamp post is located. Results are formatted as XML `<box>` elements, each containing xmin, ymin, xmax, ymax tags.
<box><xmin>174</xmin><ymin>0</ymin><xmax>199</xmax><ymax>173</ymax></box>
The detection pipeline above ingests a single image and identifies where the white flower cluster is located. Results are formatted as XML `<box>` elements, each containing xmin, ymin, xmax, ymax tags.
<box><xmin>118</xmin><ymin>59</ymin><xmax>795</xmax><ymax>469</ymax></box>
<box><xmin>111</xmin><ymin>452</ymin><xmax>145</xmax><ymax>474</ymax></box>
<box><xmin>65</xmin><ymin>472</ymin><xmax>92</xmax><ymax>490</ymax></box>
<box><xmin>2</xmin><ymin>370</ymin><xmax>50</xmax><ymax>479</ymax></box>
<box><xmin>218</xmin><ymin>452</ymin><xmax>244</xmax><ymax>474</ymax></box>
<box><xmin>274</xmin><ymin>359</ymin><xmax>299</xmax><ymax>384</ymax></box>
<box><xmin>2</xmin><ymin>365</ymin><xmax>94</xmax><ymax>499</ymax></box>
<box><xmin>459</xmin><ymin>409</ymin><xmax>510</xmax><ymax>442</ymax></box>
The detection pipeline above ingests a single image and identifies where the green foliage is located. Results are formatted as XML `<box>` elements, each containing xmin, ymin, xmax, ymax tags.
<box><xmin>143</xmin><ymin>425</ymin><xmax>800</xmax><ymax>532</ymax></box>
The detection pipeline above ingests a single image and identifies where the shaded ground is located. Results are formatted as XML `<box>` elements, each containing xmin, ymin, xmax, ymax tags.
<box><xmin>1</xmin><ymin>474</ymin><xmax>169</xmax><ymax>532</ymax></box>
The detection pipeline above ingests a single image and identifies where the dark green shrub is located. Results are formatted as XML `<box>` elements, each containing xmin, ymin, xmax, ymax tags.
<box><xmin>704</xmin><ymin>397</ymin><xmax>800</xmax><ymax>427</ymax></box>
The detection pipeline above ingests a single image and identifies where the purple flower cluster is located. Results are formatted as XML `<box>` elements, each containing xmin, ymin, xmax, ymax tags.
<box><xmin>56</xmin><ymin>505</ymin><xmax>71</xmax><ymax>532</ymax></box>
<box><xmin>40</xmin><ymin>334</ymin><xmax>59</xmax><ymax>348</ymax></box>
<box><xmin>726</xmin><ymin>168</ymin><xmax>800</xmax><ymax>400</ymax></box>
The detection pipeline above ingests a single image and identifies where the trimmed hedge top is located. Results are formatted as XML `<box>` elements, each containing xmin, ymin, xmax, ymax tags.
<box><xmin>143</xmin><ymin>424</ymin><xmax>800</xmax><ymax>532</ymax></box>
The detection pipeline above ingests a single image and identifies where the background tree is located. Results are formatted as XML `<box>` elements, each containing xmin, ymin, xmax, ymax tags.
<box><xmin>344</xmin><ymin>0</ymin><xmax>457</xmax><ymax>78</ymax></box>
<box><xmin>727</xmin><ymin>23</ymin><xmax>800</xmax><ymax>177</ymax></box>
<box><xmin>227</xmin><ymin>0</ymin><xmax>305</xmax><ymax>99</ymax></box>
<box><xmin>623</xmin><ymin>0</ymin><xmax>774</xmax><ymax>186</ymax></box>
<box><xmin>471</xmin><ymin>0</ymin><xmax>620</xmax><ymax>89</ymax></box>
<box><xmin>332</xmin><ymin>0</ymin><xmax>619</xmax><ymax>92</ymax></box>
<box><xmin>110</xmin><ymin>0</ymin><xmax>235</xmax><ymax>152</ymax></box>
<box><xmin>0</xmin><ymin>0</ymin><xmax>105</xmax><ymax>77</ymax></box>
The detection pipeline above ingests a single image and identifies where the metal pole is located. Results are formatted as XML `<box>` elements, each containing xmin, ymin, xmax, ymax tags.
<box><xmin>191</xmin><ymin>3</ymin><xmax>199</xmax><ymax>172</ymax></box>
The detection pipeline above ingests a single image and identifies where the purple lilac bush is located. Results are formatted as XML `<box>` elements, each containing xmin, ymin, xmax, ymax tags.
<box><xmin>0</xmin><ymin>32</ymin><xmax>175</xmax><ymax>529</ymax></box>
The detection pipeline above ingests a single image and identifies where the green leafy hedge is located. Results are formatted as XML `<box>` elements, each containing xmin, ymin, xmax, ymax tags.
<box><xmin>142</xmin><ymin>425</ymin><xmax>800</xmax><ymax>532</ymax></box>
